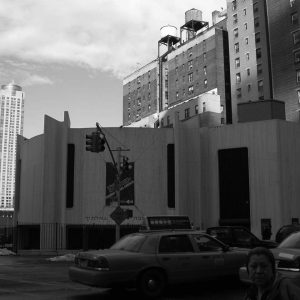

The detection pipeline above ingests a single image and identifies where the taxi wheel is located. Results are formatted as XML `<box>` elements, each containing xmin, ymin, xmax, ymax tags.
<box><xmin>137</xmin><ymin>269</ymin><xmax>166</xmax><ymax>298</ymax></box>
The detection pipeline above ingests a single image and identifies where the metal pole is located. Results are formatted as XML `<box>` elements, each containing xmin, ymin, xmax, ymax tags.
<box><xmin>115</xmin><ymin>147</ymin><xmax>121</xmax><ymax>242</ymax></box>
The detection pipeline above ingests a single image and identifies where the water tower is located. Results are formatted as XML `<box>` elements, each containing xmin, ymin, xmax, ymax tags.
<box><xmin>158</xmin><ymin>25</ymin><xmax>180</xmax><ymax>57</ymax></box>
<box><xmin>180</xmin><ymin>9</ymin><xmax>208</xmax><ymax>42</ymax></box>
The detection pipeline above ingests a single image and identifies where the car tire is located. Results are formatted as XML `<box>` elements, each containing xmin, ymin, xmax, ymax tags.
<box><xmin>137</xmin><ymin>269</ymin><xmax>166</xmax><ymax>298</ymax></box>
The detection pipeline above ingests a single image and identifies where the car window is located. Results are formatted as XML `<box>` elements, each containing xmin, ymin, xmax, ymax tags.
<box><xmin>208</xmin><ymin>228</ymin><xmax>231</xmax><ymax>244</ymax></box>
<box><xmin>192</xmin><ymin>235</ymin><xmax>223</xmax><ymax>252</ymax></box>
<box><xmin>233</xmin><ymin>228</ymin><xmax>255</xmax><ymax>243</ymax></box>
<box><xmin>110</xmin><ymin>234</ymin><xmax>146</xmax><ymax>252</ymax></box>
<box><xmin>158</xmin><ymin>235</ymin><xmax>194</xmax><ymax>253</ymax></box>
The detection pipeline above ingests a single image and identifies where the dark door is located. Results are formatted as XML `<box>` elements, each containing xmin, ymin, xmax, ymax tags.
<box><xmin>218</xmin><ymin>147</ymin><xmax>250</xmax><ymax>228</ymax></box>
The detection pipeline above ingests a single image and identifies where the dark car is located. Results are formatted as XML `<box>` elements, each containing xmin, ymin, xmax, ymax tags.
<box><xmin>206</xmin><ymin>226</ymin><xmax>277</xmax><ymax>249</ymax></box>
<box><xmin>275</xmin><ymin>224</ymin><xmax>300</xmax><ymax>244</ymax></box>
<box><xmin>69</xmin><ymin>230</ymin><xmax>248</xmax><ymax>298</ymax></box>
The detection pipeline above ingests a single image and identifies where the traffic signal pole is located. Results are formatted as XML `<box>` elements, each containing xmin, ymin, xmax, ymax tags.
<box><xmin>87</xmin><ymin>123</ymin><xmax>131</xmax><ymax>243</ymax></box>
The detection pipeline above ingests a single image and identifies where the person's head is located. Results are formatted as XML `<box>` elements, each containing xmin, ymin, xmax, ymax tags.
<box><xmin>246</xmin><ymin>247</ymin><xmax>276</xmax><ymax>288</ymax></box>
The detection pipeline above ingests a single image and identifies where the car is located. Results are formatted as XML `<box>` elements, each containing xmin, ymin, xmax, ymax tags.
<box><xmin>69</xmin><ymin>230</ymin><xmax>248</xmax><ymax>298</ymax></box>
<box><xmin>275</xmin><ymin>224</ymin><xmax>300</xmax><ymax>244</ymax></box>
<box><xmin>206</xmin><ymin>226</ymin><xmax>277</xmax><ymax>249</ymax></box>
<box><xmin>239</xmin><ymin>231</ymin><xmax>300</xmax><ymax>287</ymax></box>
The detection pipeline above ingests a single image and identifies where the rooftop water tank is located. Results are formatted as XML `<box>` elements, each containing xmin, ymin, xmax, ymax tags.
<box><xmin>185</xmin><ymin>8</ymin><xmax>202</xmax><ymax>23</ymax></box>
<box><xmin>160</xmin><ymin>25</ymin><xmax>177</xmax><ymax>38</ymax></box>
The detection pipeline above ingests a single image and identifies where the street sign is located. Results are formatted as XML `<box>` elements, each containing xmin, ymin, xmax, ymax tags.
<box><xmin>110</xmin><ymin>206</ymin><xmax>127</xmax><ymax>225</ymax></box>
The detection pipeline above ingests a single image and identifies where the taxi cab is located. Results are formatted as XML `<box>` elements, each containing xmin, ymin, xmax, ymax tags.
<box><xmin>69</xmin><ymin>216</ymin><xmax>248</xmax><ymax>298</ymax></box>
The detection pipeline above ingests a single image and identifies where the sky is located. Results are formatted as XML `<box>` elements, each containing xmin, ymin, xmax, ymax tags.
<box><xmin>0</xmin><ymin>0</ymin><xmax>226</xmax><ymax>138</ymax></box>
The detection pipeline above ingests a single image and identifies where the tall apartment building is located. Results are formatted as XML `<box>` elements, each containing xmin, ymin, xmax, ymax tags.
<box><xmin>227</xmin><ymin>0</ymin><xmax>300</xmax><ymax>122</ymax></box>
<box><xmin>0</xmin><ymin>83</ymin><xmax>24</xmax><ymax>210</ymax></box>
<box><xmin>123</xmin><ymin>9</ymin><xmax>231</xmax><ymax>128</ymax></box>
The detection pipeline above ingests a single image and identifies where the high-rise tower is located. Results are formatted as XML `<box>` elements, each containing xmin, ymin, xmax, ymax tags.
<box><xmin>0</xmin><ymin>83</ymin><xmax>24</xmax><ymax>210</ymax></box>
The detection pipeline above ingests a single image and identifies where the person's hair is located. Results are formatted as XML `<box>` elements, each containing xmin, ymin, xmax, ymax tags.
<box><xmin>246</xmin><ymin>247</ymin><xmax>276</xmax><ymax>274</ymax></box>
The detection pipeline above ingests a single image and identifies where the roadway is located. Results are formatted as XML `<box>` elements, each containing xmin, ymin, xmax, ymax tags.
<box><xmin>0</xmin><ymin>255</ymin><xmax>246</xmax><ymax>299</ymax></box>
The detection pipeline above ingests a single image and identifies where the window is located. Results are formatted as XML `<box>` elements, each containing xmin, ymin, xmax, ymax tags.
<box><xmin>253</xmin><ymin>2</ymin><xmax>258</xmax><ymax>13</ymax></box>
<box><xmin>204</xmin><ymin>66</ymin><xmax>207</xmax><ymax>75</ymax></box>
<box><xmin>183</xmin><ymin>88</ymin><xmax>185</xmax><ymax>96</ymax></box>
<box><xmin>290</xmin><ymin>0</ymin><xmax>295</xmax><ymax>8</ymax></box>
<box><xmin>233</xmin><ymin>14</ymin><xmax>238</xmax><ymax>24</ymax></box>
<box><xmin>188</xmin><ymin>73</ymin><xmax>193</xmax><ymax>82</ymax></box>
<box><xmin>255</xmin><ymin>32</ymin><xmax>261</xmax><ymax>43</ymax></box>
<box><xmin>159</xmin><ymin>235</ymin><xmax>194</xmax><ymax>253</ymax></box>
<box><xmin>204</xmin><ymin>79</ymin><xmax>208</xmax><ymax>88</ymax></box>
<box><xmin>183</xmin><ymin>75</ymin><xmax>185</xmax><ymax>83</ymax></box>
<box><xmin>245</xmin><ymin>37</ymin><xmax>249</xmax><ymax>45</ymax></box>
<box><xmin>188</xmin><ymin>60</ymin><xmax>193</xmax><ymax>70</ymax></box>
<box><xmin>233</xmin><ymin>28</ymin><xmax>239</xmax><ymax>38</ymax></box>
<box><xmin>167</xmin><ymin>116</ymin><xmax>170</xmax><ymax>126</ymax></box>
<box><xmin>188</xmin><ymin>47</ymin><xmax>193</xmax><ymax>57</ymax></box>
<box><xmin>234</xmin><ymin>42</ymin><xmax>239</xmax><ymax>53</ymax></box>
<box><xmin>195</xmin><ymin>105</ymin><xmax>199</xmax><ymax>114</ymax></box>
<box><xmin>243</xmin><ymin>8</ymin><xmax>247</xmax><ymax>15</ymax></box>
<box><xmin>176</xmin><ymin>91</ymin><xmax>179</xmax><ymax>99</ymax></box>
<box><xmin>235</xmin><ymin>57</ymin><xmax>240</xmax><ymax>68</ymax></box>
<box><xmin>193</xmin><ymin>235</ymin><xmax>223</xmax><ymax>252</ymax></box>
<box><xmin>248</xmin><ymin>84</ymin><xmax>251</xmax><ymax>92</ymax></box>
<box><xmin>256</xmin><ymin>48</ymin><xmax>262</xmax><ymax>59</ymax></box>
<box><xmin>246</xmin><ymin>52</ymin><xmax>250</xmax><ymax>60</ymax></box>
<box><xmin>137</xmin><ymin>76</ymin><xmax>141</xmax><ymax>84</ymax></box>
<box><xmin>203</xmin><ymin>52</ymin><xmax>207</xmax><ymax>60</ymax></box>
<box><xmin>247</xmin><ymin>68</ymin><xmax>250</xmax><ymax>76</ymax></box>
<box><xmin>244</xmin><ymin>23</ymin><xmax>248</xmax><ymax>30</ymax></box>
<box><xmin>295</xmin><ymin>50</ymin><xmax>300</xmax><ymax>63</ymax></box>
<box><xmin>297</xmin><ymin>70</ymin><xmax>300</xmax><ymax>83</ymax></box>
<box><xmin>254</xmin><ymin>17</ymin><xmax>259</xmax><ymax>27</ymax></box>
<box><xmin>292</xmin><ymin>12</ymin><xmax>298</xmax><ymax>25</ymax></box>
<box><xmin>297</xmin><ymin>90</ymin><xmax>300</xmax><ymax>103</ymax></box>
<box><xmin>188</xmin><ymin>85</ymin><xmax>194</xmax><ymax>94</ymax></box>
<box><xmin>236</xmin><ymin>88</ymin><xmax>242</xmax><ymax>98</ymax></box>
<box><xmin>203</xmin><ymin>102</ymin><xmax>206</xmax><ymax>112</ymax></box>
<box><xmin>293</xmin><ymin>30</ymin><xmax>300</xmax><ymax>45</ymax></box>
<box><xmin>176</xmin><ymin>79</ymin><xmax>178</xmax><ymax>88</ymax></box>
<box><xmin>184</xmin><ymin>108</ymin><xmax>190</xmax><ymax>119</ymax></box>
<box><xmin>175</xmin><ymin>67</ymin><xmax>178</xmax><ymax>74</ymax></box>
<box><xmin>232</xmin><ymin>0</ymin><xmax>237</xmax><ymax>11</ymax></box>
<box><xmin>236</xmin><ymin>73</ymin><xmax>241</xmax><ymax>83</ymax></box>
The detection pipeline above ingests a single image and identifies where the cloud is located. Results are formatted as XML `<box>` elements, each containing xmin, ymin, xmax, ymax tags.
<box><xmin>0</xmin><ymin>0</ymin><xmax>226</xmax><ymax>78</ymax></box>
<box><xmin>21</xmin><ymin>74</ymin><xmax>53</xmax><ymax>87</ymax></box>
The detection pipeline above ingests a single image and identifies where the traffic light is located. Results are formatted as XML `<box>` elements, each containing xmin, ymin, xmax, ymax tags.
<box><xmin>86</xmin><ymin>132</ymin><xmax>98</xmax><ymax>152</ymax></box>
<box><xmin>121</xmin><ymin>156</ymin><xmax>130</xmax><ymax>171</ymax></box>
<box><xmin>96</xmin><ymin>133</ymin><xmax>105</xmax><ymax>152</ymax></box>
<box><xmin>86</xmin><ymin>132</ymin><xmax>106</xmax><ymax>153</ymax></box>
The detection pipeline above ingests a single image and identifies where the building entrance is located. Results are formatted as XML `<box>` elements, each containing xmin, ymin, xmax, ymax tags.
<box><xmin>218</xmin><ymin>147</ymin><xmax>250</xmax><ymax>229</ymax></box>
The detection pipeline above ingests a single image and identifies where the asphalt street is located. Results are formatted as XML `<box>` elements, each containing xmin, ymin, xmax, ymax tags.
<box><xmin>0</xmin><ymin>255</ymin><xmax>246</xmax><ymax>299</ymax></box>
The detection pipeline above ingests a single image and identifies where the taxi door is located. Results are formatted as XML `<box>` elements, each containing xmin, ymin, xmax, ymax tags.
<box><xmin>190</xmin><ymin>234</ymin><xmax>227</xmax><ymax>279</ymax></box>
<box><xmin>156</xmin><ymin>234</ymin><xmax>197</xmax><ymax>283</ymax></box>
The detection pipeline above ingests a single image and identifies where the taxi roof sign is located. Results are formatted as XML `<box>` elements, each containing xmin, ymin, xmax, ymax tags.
<box><xmin>143</xmin><ymin>215</ymin><xmax>192</xmax><ymax>230</ymax></box>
